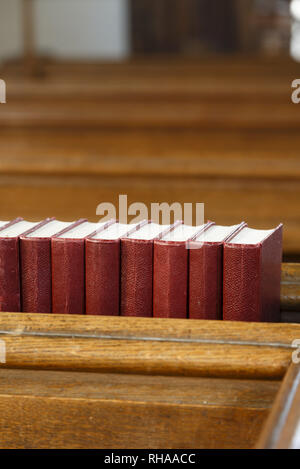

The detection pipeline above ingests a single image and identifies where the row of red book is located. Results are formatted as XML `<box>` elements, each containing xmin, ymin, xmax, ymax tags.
<box><xmin>0</xmin><ymin>218</ymin><xmax>282</xmax><ymax>322</ymax></box>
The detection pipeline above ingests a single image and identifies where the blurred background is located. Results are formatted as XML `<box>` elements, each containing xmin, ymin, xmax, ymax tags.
<box><xmin>0</xmin><ymin>0</ymin><xmax>299</xmax><ymax>258</ymax></box>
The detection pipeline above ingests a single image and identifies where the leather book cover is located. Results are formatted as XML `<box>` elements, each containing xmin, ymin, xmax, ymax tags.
<box><xmin>121</xmin><ymin>221</ymin><xmax>170</xmax><ymax>317</ymax></box>
<box><xmin>153</xmin><ymin>223</ymin><xmax>208</xmax><ymax>319</ymax></box>
<box><xmin>223</xmin><ymin>224</ymin><xmax>283</xmax><ymax>322</ymax></box>
<box><xmin>0</xmin><ymin>218</ymin><xmax>46</xmax><ymax>312</ymax></box>
<box><xmin>20</xmin><ymin>219</ymin><xmax>77</xmax><ymax>314</ymax></box>
<box><xmin>85</xmin><ymin>220</ymin><xmax>124</xmax><ymax>316</ymax></box>
<box><xmin>51</xmin><ymin>219</ymin><xmax>88</xmax><ymax>315</ymax></box>
<box><xmin>189</xmin><ymin>222</ymin><xmax>246</xmax><ymax>320</ymax></box>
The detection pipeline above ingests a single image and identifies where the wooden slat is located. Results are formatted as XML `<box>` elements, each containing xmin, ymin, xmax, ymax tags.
<box><xmin>282</xmin><ymin>263</ymin><xmax>300</xmax><ymax>283</ymax></box>
<box><xmin>0</xmin><ymin>311</ymin><xmax>298</xmax><ymax>345</ymax></box>
<box><xmin>257</xmin><ymin>363</ymin><xmax>300</xmax><ymax>449</ymax></box>
<box><xmin>0</xmin><ymin>369</ymin><xmax>279</xmax><ymax>449</ymax></box>
<box><xmin>2</xmin><ymin>56</ymin><xmax>300</xmax><ymax>78</ymax></box>
<box><xmin>0</xmin><ymin>57</ymin><xmax>298</xmax><ymax>130</ymax></box>
<box><xmin>0</xmin><ymin>313</ymin><xmax>298</xmax><ymax>379</ymax></box>
<box><xmin>0</xmin><ymin>129</ymin><xmax>299</xmax><ymax>180</ymax></box>
<box><xmin>0</xmin><ymin>100</ymin><xmax>298</xmax><ymax>130</ymax></box>
<box><xmin>281</xmin><ymin>264</ymin><xmax>300</xmax><ymax>313</ymax></box>
<box><xmin>3</xmin><ymin>77</ymin><xmax>292</xmax><ymax>101</ymax></box>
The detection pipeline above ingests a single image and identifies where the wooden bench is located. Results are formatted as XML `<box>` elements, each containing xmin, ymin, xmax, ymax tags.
<box><xmin>0</xmin><ymin>57</ymin><xmax>299</xmax><ymax>254</ymax></box>
<box><xmin>1</xmin><ymin>57</ymin><xmax>300</xmax><ymax>129</ymax></box>
<box><xmin>0</xmin><ymin>126</ymin><xmax>299</xmax><ymax>254</ymax></box>
<box><xmin>0</xmin><ymin>262</ymin><xmax>299</xmax><ymax>449</ymax></box>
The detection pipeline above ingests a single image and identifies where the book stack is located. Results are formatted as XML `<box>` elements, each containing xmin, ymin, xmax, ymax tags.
<box><xmin>0</xmin><ymin>218</ymin><xmax>282</xmax><ymax>322</ymax></box>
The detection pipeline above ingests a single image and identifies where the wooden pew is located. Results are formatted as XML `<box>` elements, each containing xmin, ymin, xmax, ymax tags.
<box><xmin>1</xmin><ymin>57</ymin><xmax>299</xmax><ymax>129</ymax></box>
<box><xmin>257</xmin><ymin>362</ymin><xmax>300</xmax><ymax>449</ymax></box>
<box><xmin>0</xmin><ymin>127</ymin><xmax>299</xmax><ymax>254</ymax></box>
<box><xmin>0</xmin><ymin>263</ymin><xmax>299</xmax><ymax>449</ymax></box>
<box><xmin>0</xmin><ymin>58</ymin><xmax>299</xmax><ymax>254</ymax></box>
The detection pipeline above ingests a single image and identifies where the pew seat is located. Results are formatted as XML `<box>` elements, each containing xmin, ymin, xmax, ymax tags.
<box><xmin>0</xmin><ymin>263</ymin><xmax>299</xmax><ymax>449</ymax></box>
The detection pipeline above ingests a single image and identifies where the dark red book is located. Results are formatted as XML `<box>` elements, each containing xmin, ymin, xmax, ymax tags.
<box><xmin>86</xmin><ymin>221</ymin><xmax>134</xmax><ymax>316</ymax></box>
<box><xmin>20</xmin><ymin>219</ymin><xmax>77</xmax><ymax>314</ymax></box>
<box><xmin>51</xmin><ymin>220</ymin><xmax>110</xmax><ymax>314</ymax></box>
<box><xmin>0</xmin><ymin>219</ymin><xmax>47</xmax><ymax>312</ymax></box>
<box><xmin>189</xmin><ymin>222</ymin><xmax>246</xmax><ymax>320</ymax></box>
<box><xmin>153</xmin><ymin>223</ymin><xmax>208</xmax><ymax>319</ymax></box>
<box><xmin>121</xmin><ymin>221</ymin><xmax>172</xmax><ymax>317</ymax></box>
<box><xmin>223</xmin><ymin>224</ymin><xmax>283</xmax><ymax>322</ymax></box>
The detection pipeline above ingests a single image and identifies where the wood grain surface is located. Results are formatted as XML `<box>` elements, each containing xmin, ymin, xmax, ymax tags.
<box><xmin>281</xmin><ymin>264</ymin><xmax>300</xmax><ymax>313</ymax></box>
<box><xmin>0</xmin><ymin>311</ymin><xmax>298</xmax><ymax>379</ymax></box>
<box><xmin>0</xmin><ymin>369</ymin><xmax>279</xmax><ymax>449</ymax></box>
<box><xmin>257</xmin><ymin>363</ymin><xmax>300</xmax><ymax>449</ymax></box>
<box><xmin>0</xmin><ymin>262</ymin><xmax>297</xmax><ymax>448</ymax></box>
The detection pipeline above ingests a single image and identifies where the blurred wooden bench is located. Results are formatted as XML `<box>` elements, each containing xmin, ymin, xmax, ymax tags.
<box><xmin>1</xmin><ymin>57</ymin><xmax>300</xmax><ymax>129</ymax></box>
<box><xmin>0</xmin><ymin>126</ymin><xmax>299</xmax><ymax>254</ymax></box>
<box><xmin>0</xmin><ymin>57</ymin><xmax>300</xmax><ymax>255</ymax></box>
<box><xmin>1</xmin><ymin>57</ymin><xmax>300</xmax><ymax>130</ymax></box>
<box><xmin>0</xmin><ymin>262</ymin><xmax>299</xmax><ymax>449</ymax></box>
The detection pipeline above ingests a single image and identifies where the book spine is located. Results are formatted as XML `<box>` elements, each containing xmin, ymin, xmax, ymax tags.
<box><xmin>86</xmin><ymin>239</ymin><xmax>120</xmax><ymax>316</ymax></box>
<box><xmin>223</xmin><ymin>244</ymin><xmax>262</xmax><ymax>322</ymax></box>
<box><xmin>51</xmin><ymin>238</ymin><xmax>85</xmax><ymax>314</ymax></box>
<box><xmin>121</xmin><ymin>239</ymin><xmax>154</xmax><ymax>317</ymax></box>
<box><xmin>189</xmin><ymin>242</ymin><xmax>223</xmax><ymax>320</ymax></box>
<box><xmin>261</xmin><ymin>226</ymin><xmax>282</xmax><ymax>323</ymax></box>
<box><xmin>0</xmin><ymin>238</ymin><xmax>21</xmax><ymax>312</ymax></box>
<box><xmin>153</xmin><ymin>241</ymin><xmax>188</xmax><ymax>319</ymax></box>
<box><xmin>20</xmin><ymin>238</ymin><xmax>52</xmax><ymax>314</ymax></box>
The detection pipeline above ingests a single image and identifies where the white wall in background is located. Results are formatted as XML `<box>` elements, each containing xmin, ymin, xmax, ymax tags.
<box><xmin>291</xmin><ymin>0</ymin><xmax>300</xmax><ymax>61</ymax></box>
<box><xmin>0</xmin><ymin>0</ymin><xmax>130</xmax><ymax>62</ymax></box>
<box><xmin>0</xmin><ymin>0</ymin><xmax>23</xmax><ymax>62</ymax></box>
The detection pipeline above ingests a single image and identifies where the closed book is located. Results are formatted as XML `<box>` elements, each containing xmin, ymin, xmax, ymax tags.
<box><xmin>86</xmin><ymin>221</ymin><xmax>135</xmax><ymax>316</ymax></box>
<box><xmin>121</xmin><ymin>221</ymin><xmax>171</xmax><ymax>317</ymax></box>
<box><xmin>189</xmin><ymin>222</ymin><xmax>246</xmax><ymax>320</ymax></box>
<box><xmin>223</xmin><ymin>224</ymin><xmax>283</xmax><ymax>322</ymax></box>
<box><xmin>52</xmin><ymin>220</ymin><xmax>110</xmax><ymax>314</ymax></box>
<box><xmin>20</xmin><ymin>219</ymin><xmax>76</xmax><ymax>314</ymax></box>
<box><xmin>0</xmin><ymin>219</ymin><xmax>45</xmax><ymax>312</ymax></box>
<box><xmin>153</xmin><ymin>223</ymin><xmax>207</xmax><ymax>319</ymax></box>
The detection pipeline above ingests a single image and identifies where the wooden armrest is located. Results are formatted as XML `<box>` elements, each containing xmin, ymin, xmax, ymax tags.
<box><xmin>256</xmin><ymin>362</ymin><xmax>300</xmax><ymax>449</ymax></box>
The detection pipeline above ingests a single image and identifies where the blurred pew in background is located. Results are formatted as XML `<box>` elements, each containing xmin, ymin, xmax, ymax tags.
<box><xmin>0</xmin><ymin>57</ymin><xmax>299</xmax><ymax>258</ymax></box>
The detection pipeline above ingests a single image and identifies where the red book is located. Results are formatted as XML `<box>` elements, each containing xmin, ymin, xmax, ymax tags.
<box><xmin>51</xmin><ymin>220</ymin><xmax>110</xmax><ymax>314</ymax></box>
<box><xmin>86</xmin><ymin>221</ymin><xmax>133</xmax><ymax>316</ymax></box>
<box><xmin>153</xmin><ymin>223</ymin><xmax>207</xmax><ymax>319</ymax></box>
<box><xmin>189</xmin><ymin>222</ymin><xmax>246</xmax><ymax>320</ymax></box>
<box><xmin>0</xmin><ymin>219</ymin><xmax>46</xmax><ymax>312</ymax></box>
<box><xmin>223</xmin><ymin>224</ymin><xmax>283</xmax><ymax>322</ymax></box>
<box><xmin>20</xmin><ymin>219</ymin><xmax>77</xmax><ymax>314</ymax></box>
<box><xmin>121</xmin><ymin>221</ymin><xmax>172</xmax><ymax>317</ymax></box>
